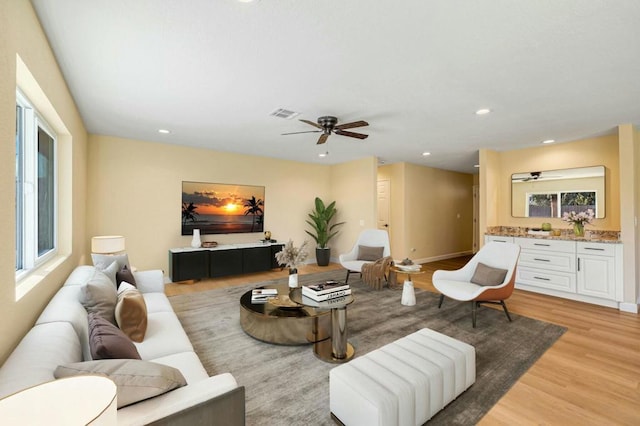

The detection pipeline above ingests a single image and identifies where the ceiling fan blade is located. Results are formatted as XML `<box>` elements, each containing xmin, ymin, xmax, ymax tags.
<box><xmin>300</xmin><ymin>119</ymin><xmax>323</xmax><ymax>130</ymax></box>
<box><xmin>317</xmin><ymin>134</ymin><xmax>329</xmax><ymax>145</ymax></box>
<box><xmin>282</xmin><ymin>130</ymin><xmax>322</xmax><ymax>135</ymax></box>
<box><xmin>334</xmin><ymin>129</ymin><xmax>368</xmax><ymax>139</ymax></box>
<box><xmin>335</xmin><ymin>120</ymin><xmax>369</xmax><ymax>130</ymax></box>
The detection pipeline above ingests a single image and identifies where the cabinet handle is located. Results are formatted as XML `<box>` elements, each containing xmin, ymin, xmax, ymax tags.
<box><xmin>533</xmin><ymin>276</ymin><xmax>551</xmax><ymax>281</ymax></box>
<box><xmin>533</xmin><ymin>243</ymin><xmax>551</xmax><ymax>247</ymax></box>
<box><xmin>533</xmin><ymin>258</ymin><xmax>550</xmax><ymax>262</ymax></box>
<box><xmin>577</xmin><ymin>258</ymin><xmax>580</xmax><ymax>272</ymax></box>
<box><xmin>584</xmin><ymin>247</ymin><xmax>605</xmax><ymax>251</ymax></box>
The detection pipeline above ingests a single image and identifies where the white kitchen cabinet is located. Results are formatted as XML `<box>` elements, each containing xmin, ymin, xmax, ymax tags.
<box><xmin>576</xmin><ymin>242</ymin><xmax>620</xmax><ymax>301</ymax></box>
<box><xmin>485</xmin><ymin>235</ymin><xmax>623</xmax><ymax>309</ymax></box>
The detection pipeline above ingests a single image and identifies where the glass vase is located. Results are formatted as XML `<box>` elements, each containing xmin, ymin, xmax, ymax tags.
<box><xmin>288</xmin><ymin>268</ymin><xmax>299</xmax><ymax>288</ymax></box>
<box><xmin>573</xmin><ymin>223</ymin><xmax>584</xmax><ymax>237</ymax></box>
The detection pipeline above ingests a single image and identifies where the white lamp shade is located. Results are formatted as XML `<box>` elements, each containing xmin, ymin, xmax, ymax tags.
<box><xmin>91</xmin><ymin>235</ymin><xmax>126</xmax><ymax>254</ymax></box>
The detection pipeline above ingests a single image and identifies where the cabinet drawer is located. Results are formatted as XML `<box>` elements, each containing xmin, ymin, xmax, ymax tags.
<box><xmin>577</xmin><ymin>242</ymin><xmax>616</xmax><ymax>256</ymax></box>
<box><xmin>485</xmin><ymin>236</ymin><xmax>514</xmax><ymax>244</ymax></box>
<box><xmin>515</xmin><ymin>237</ymin><xmax>576</xmax><ymax>253</ymax></box>
<box><xmin>519</xmin><ymin>250</ymin><xmax>575</xmax><ymax>273</ymax></box>
<box><xmin>517</xmin><ymin>267</ymin><xmax>576</xmax><ymax>292</ymax></box>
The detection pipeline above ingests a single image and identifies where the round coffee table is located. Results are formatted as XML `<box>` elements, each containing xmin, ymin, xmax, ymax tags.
<box><xmin>240</xmin><ymin>283</ymin><xmax>330</xmax><ymax>345</ymax></box>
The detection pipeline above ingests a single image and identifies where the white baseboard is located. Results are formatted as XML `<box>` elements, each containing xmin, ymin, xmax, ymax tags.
<box><xmin>619</xmin><ymin>302</ymin><xmax>639</xmax><ymax>314</ymax></box>
<box><xmin>408</xmin><ymin>251</ymin><xmax>473</xmax><ymax>266</ymax></box>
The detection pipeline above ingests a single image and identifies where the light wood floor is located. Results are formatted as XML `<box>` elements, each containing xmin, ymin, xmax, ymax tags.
<box><xmin>165</xmin><ymin>258</ymin><xmax>640</xmax><ymax>425</ymax></box>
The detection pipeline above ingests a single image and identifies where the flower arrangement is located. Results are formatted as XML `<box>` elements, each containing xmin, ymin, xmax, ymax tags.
<box><xmin>562</xmin><ymin>209</ymin><xmax>595</xmax><ymax>236</ymax></box>
<box><xmin>275</xmin><ymin>239</ymin><xmax>310</xmax><ymax>271</ymax></box>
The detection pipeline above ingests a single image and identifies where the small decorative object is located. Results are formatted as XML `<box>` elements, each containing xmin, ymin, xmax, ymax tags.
<box><xmin>552</xmin><ymin>229</ymin><xmax>562</xmax><ymax>237</ymax></box>
<box><xmin>562</xmin><ymin>209</ymin><xmax>595</xmax><ymax>237</ymax></box>
<box><xmin>541</xmin><ymin>223</ymin><xmax>552</xmax><ymax>231</ymax></box>
<box><xmin>400</xmin><ymin>258</ymin><xmax>414</xmax><ymax>266</ymax></box>
<box><xmin>191</xmin><ymin>229</ymin><xmax>202</xmax><ymax>248</ymax></box>
<box><xmin>264</xmin><ymin>231</ymin><xmax>272</xmax><ymax>240</ymax></box>
<box><xmin>201</xmin><ymin>241</ymin><xmax>218</xmax><ymax>248</ymax></box>
<box><xmin>275</xmin><ymin>239</ymin><xmax>310</xmax><ymax>288</ymax></box>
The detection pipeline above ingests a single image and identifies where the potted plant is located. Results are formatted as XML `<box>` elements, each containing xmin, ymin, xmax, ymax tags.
<box><xmin>305</xmin><ymin>197</ymin><xmax>345</xmax><ymax>266</ymax></box>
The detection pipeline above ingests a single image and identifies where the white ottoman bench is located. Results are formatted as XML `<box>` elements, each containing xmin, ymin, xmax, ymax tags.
<box><xmin>329</xmin><ymin>328</ymin><xmax>475</xmax><ymax>426</ymax></box>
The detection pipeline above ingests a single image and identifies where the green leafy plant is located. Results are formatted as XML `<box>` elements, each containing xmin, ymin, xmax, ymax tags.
<box><xmin>305</xmin><ymin>197</ymin><xmax>345</xmax><ymax>248</ymax></box>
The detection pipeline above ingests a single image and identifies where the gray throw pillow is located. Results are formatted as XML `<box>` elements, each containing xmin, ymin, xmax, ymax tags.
<box><xmin>80</xmin><ymin>270</ymin><xmax>118</xmax><ymax>324</ymax></box>
<box><xmin>357</xmin><ymin>245</ymin><xmax>384</xmax><ymax>261</ymax></box>
<box><xmin>96</xmin><ymin>260</ymin><xmax>119</xmax><ymax>287</ymax></box>
<box><xmin>54</xmin><ymin>359</ymin><xmax>186</xmax><ymax>408</ymax></box>
<box><xmin>470</xmin><ymin>262</ymin><xmax>508</xmax><ymax>286</ymax></box>
<box><xmin>92</xmin><ymin>253</ymin><xmax>130</xmax><ymax>271</ymax></box>
<box><xmin>88</xmin><ymin>312</ymin><xmax>141</xmax><ymax>360</ymax></box>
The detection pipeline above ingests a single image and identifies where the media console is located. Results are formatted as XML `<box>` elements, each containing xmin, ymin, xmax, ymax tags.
<box><xmin>168</xmin><ymin>242</ymin><xmax>284</xmax><ymax>282</ymax></box>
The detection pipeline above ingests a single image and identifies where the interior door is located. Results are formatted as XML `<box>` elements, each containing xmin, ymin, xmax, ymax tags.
<box><xmin>377</xmin><ymin>180</ymin><xmax>390</xmax><ymax>233</ymax></box>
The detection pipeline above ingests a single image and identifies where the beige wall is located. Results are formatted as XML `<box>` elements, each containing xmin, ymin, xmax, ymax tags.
<box><xmin>618</xmin><ymin>124</ymin><xmax>639</xmax><ymax>305</ymax></box>
<box><xmin>495</xmin><ymin>135</ymin><xmax>620</xmax><ymax>230</ymax></box>
<box><xmin>329</xmin><ymin>157</ymin><xmax>378</xmax><ymax>260</ymax></box>
<box><xmin>87</xmin><ymin>135</ymin><xmax>340</xmax><ymax>272</ymax></box>
<box><xmin>0</xmin><ymin>1</ymin><xmax>88</xmax><ymax>363</ymax></box>
<box><xmin>378</xmin><ymin>163</ymin><xmax>474</xmax><ymax>261</ymax></box>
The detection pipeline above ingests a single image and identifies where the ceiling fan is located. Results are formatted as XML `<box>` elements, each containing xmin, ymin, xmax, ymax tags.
<box><xmin>512</xmin><ymin>171</ymin><xmax>563</xmax><ymax>182</ymax></box>
<box><xmin>282</xmin><ymin>116</ymin><xmax>369</xmax><ymax>145</ymax></box>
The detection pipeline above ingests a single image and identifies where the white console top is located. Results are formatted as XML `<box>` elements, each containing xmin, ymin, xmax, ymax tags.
<box><xmin>169</xmin><ymin>241</ymin><xmax>282</xmax><ymax>253</ymax></box>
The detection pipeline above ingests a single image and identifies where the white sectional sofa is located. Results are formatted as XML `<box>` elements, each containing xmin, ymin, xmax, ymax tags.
<box><xmin>0</xmin><ymin>265</ymin><xmax>244</xmax><ymax>425</ymax></box>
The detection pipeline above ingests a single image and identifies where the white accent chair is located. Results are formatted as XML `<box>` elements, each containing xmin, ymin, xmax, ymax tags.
<box><xmin>433</xmin><ymin>242</ymin><xmax>520</xmax><ymax>328</ymax></box>
<box><xmin>339</xmin><ymin>229</ymin><xmax>391</xmax><ymax>284</ymax></box>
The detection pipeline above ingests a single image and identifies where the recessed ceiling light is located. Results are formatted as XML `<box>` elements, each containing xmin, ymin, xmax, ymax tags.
<box><xmin>422</xmin><ymin>152</ymin><xmax>431</xmax><ymax>156</ymax></box>
<box><xmin>474</xmin><ymin>164</ymin><xmax>480</xmax><ymax>168</ymax></box>
<box><xmin>318</xmin><ymin>152</ymin><xmax>328</xmax><ymax>158</ymax></box>
<box><xmin>158</xmin><ymin>129</ymin><xmax>170</xmax><ymax>134</ymax></box>
<box><xmin>475</xmin><ymin>108</ymin><xmax>491</xmax><ymax>115</ymax></box>
<box><xmin>237</xmin><ymin>0</ymin><xmax>258</xmax><ymax>3</ymax></box>
<box><xmin>542</xmin><ymin>139</ymin><xmax>555</xmax><ymax>144</ymax></box>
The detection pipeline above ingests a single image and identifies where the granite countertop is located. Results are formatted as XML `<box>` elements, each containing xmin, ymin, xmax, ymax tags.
<box><xmin>485</xmin><ymin>226</ymin><xmax>621</xmax><ymax>244</ymax></box>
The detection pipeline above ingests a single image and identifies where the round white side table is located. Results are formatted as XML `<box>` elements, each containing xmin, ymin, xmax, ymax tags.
<box><xmin>0</xmin><ymin>375</ymin><xmax>117</xmax><ymax>425</ymax></box>
<box><xmin>391</xmin><ymin>266</ymin><xmax>425</xmax><ymax>306</ymax></box>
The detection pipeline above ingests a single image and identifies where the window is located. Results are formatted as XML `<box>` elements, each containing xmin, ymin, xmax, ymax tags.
<box><xmin>526</xmin><ymin>191</ymin><xmax>598</xmax><ymax>218</ymax></box>
<box><xmin>15</xmin><ymin>90</ymin><xmax>57</xmax><ymax>276</ymax></box>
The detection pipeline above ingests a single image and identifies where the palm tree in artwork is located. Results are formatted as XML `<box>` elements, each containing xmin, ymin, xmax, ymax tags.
<box><xmin>243</xmin><ymin>196</ymin><xmax>264</xmax><ymax>232</ymax></box>
<box><xmin>182</xmin><ymin>202</ymin><xmax>199</xmax><ymax>226</ymax></box>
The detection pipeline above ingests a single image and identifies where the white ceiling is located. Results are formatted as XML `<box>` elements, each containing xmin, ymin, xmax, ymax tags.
<box><xmin>31</xmin><ymin>0</ymin><xmax>640</xmax><ymax>173</ymax></box>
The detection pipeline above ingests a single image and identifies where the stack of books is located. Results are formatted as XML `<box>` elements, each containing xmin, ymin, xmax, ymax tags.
<box><xmin>251</xmin><ymin>288</ymin><xmax>278</xmax><ymax>303</ymax></box>
<box><xmin>302</xmin><ymin>281</ymin><xmax>351</xmax><ymax>301</ymax></box>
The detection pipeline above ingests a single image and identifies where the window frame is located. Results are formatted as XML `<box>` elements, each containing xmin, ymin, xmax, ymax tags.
<box><xmin>15</xmin><ymin>89</ymin><xmax>58</xmax><ymax>279</ymax></box>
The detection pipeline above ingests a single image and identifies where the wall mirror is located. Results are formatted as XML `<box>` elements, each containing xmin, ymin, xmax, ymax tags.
<box><xmin>511</xmin><ymin>165</ymin><xmax>605</xmax><ymax>218</ymax></box>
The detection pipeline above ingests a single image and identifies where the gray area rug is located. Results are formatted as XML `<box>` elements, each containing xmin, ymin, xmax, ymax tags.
<box><xmin>169</xmin><ymin>271</ymin><xmax>566</xmax><ymax>425</ymax></box>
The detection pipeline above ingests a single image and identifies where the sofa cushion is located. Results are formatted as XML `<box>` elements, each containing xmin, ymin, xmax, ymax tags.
<box><xmin>36</xmin><ymin>285</ymin><xmax>92</xmax><ymax>361</ymax></box>
<box><xmin>149</xmin><ymin>352</ymin><xmax>209</xmax><ymax>385</ymax></box>
<box><xmin>89</xmin><ymin>313</ymin><xmax>141</xmax><ymax>360</ymax></box>
<box><xmin>54</xmin><ymin>359</ymin><xmax>186</xmax><ymax>408</ymax></box>
<box><xmin>357</xmin><ymin>245</ymin><xmax>384</xmax><ymax>261</ymax></box>
<box><xmin>0</xmin><ymin>322</ymin><xmax>82</xmax><ymax>399</ymax></box>
<box><xmin>470</xmin><ymin>262</ymin><xmax>508</xmax><ymax>286</ymax></box>
<box><xmin>80</xmin><ymin>270</ymin><xmax>118</xmax><ymax>324</ymax></box>
<box><xmin>115</xmin><ymin>283</ymin><xmax>148</xmax><ymax>343</ymax></box>
<box><xmin>116</xmin><ymin>264</ymin><xmax>137</xmax><ymax>288</ymax></box>
<box><xmin>134</xmin><ymin>312</ymin><xmax>193</xmax><ymax>360</ymax></box>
